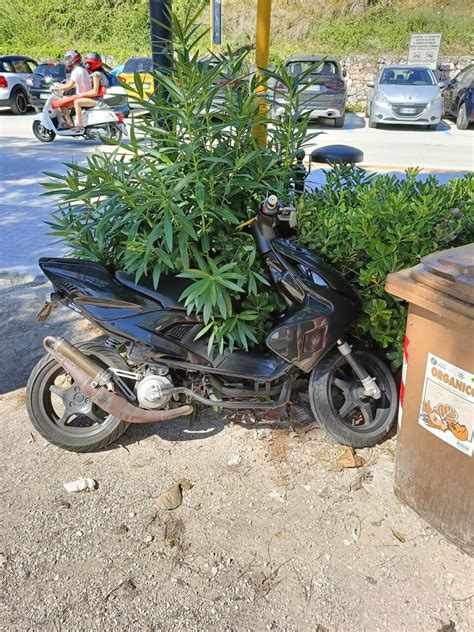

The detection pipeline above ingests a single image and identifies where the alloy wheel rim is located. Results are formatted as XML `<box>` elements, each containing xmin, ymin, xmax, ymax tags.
<box><xmin>327</xmin><ymin>353</ymin><xmax>393</xmax><ymax>434</ymax></box>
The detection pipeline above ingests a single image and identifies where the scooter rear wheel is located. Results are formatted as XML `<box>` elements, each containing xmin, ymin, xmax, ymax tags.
<box><xmin>33</xmin><ymin>120</ymin><xmax>56</xmax><ymax>142</ymax></box>
<box><xmin>309</xmin><ymin>347</ymin><xmax>397</xmax><ymax>448</ymax></box>
<box><xmin>95</xmin><ymin>123</ymin><xmax>122</xmax><ymax>144</ymax></box>
<box><xmin>26</xmin><ymin>342</ymin><xmax>130</xmax><ymax>452</ymax></box>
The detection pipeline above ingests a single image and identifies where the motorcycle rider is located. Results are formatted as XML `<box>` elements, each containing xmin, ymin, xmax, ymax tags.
<box><xmin>72</xmin><ymin>52</ymin><xmax>110</xmax><ymax>131</ymax></box>
<box><xmin>59</xmin><ymin>50</ymin><xmax>92</xmax><ymax>129</ymax></box>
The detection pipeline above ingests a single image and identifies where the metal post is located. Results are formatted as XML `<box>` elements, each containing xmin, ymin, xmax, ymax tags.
<box><xmin>149</xmin><ymin>0</ymin><xmax>173</xmax><ymax>74</ymax></box>
<box><xmin>252</xmin><ymin>0</ymin><xmax>272</xmax><ymax>147</ymax></box>
<box><xmin>209</xmin><ymin>0</ymin><xmax>214</xmax><ymax>52</ymax></box>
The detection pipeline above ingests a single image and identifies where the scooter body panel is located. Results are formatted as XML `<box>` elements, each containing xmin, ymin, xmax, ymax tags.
<box><xmin>38</xmin><ymin>258</ymin><xmax>291</xmax><ymax>379</ymax></box>
<box><xmin>263</xmin><ymin>238</ymin><xmax>362</xmax><ymax>371</ymax></box>
<box><xmin>39</xmin><ymin>257</ymin><xmax>289</xmax><ymax>380</ymax></box>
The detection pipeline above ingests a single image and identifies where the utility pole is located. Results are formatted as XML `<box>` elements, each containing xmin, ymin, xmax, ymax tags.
<box><xmin>149</xmin><ymin>0</ymin><xmax>173</xmax><ymax>74</ymax></box>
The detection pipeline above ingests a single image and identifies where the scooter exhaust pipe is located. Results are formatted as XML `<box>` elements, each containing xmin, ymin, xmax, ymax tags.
<box><xmin>43</xmin><ymin>336</ymin><xmax>193</xmax><ymax>424</ymax></box>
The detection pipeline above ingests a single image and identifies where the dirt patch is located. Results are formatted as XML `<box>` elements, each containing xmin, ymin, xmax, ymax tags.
<box><xmin>1</xmin><ymin>393</ymin><xmax>473</xmax><ymax>631</ymax></box>
<box><xmin>0</xmin><ymin>278</ymin><xmax>472</xmax><ymax>630</ymax></box>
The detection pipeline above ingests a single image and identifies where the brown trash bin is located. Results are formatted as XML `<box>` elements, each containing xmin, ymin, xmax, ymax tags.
<box><xmin>385</xmin><ymin>244</ymin><xmax>474</xmax><ymax>554</ymax></box>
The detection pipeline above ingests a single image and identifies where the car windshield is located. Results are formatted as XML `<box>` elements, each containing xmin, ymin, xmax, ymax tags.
<box><xmin>380</xmin><ymin>68</ymin><xmax>436</xmax><ymax>86</ymax></box>
<box><xmin>123</xmin><ymin>58</ymin><xmax>152</xmax><ymax>74</ymax></box>
<box><xmin>285</xmin><ymin>60</ymin><xmax>339</xmax><ymax>77</ymax></box>
<box><xmin>35</xmin><ymin>64</ymin><xmax>65</xmax><ymax>78</ymax></box>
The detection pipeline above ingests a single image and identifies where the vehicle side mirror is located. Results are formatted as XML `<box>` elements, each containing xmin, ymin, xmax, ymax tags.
<box><xmin>311</xmin><ymin>145</ymin><xmax>364</xmax><ymax>165</ymax></box>
<box><xmin>366</xmin><ymin>80</ymin><xmax>375</xmax><ymax>88</ymax></box>
<box><xmin>438</xmin><ymin>81</ymin><xmax>446</xmax><ymax>89</ymax></box>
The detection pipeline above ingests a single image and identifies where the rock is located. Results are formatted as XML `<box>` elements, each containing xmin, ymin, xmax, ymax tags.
<box><xmin>111</xmin><ymin>524</ymin><xmax>129</xmax><ymax>535</ymax></box>
<box><xmin>269</xmin><ymin>490</ymin><xmax>285</xmax><ymax>503</ymax></box>
<box><xmin>63</xmin><ymin>478</ymin><xmax>97</xmax><ymax>493</ymax></box>
<box><xmin>143</xmin><ymin>534</ymin><xmax>154</xmax><ymax>543</ymax></box>
<box><xmin>227</xmin><ymin>454</ymin><xmax>242</xmax><ymax>466</ymax></box>
<box><xmin>255</xmin><ymin>428</ymin><xmax>273</xmax><ymax>440</ymax></box>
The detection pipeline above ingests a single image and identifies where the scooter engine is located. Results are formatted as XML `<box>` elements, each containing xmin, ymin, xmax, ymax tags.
<box><xmin>136</xmin><ymin>373</ymin><xmax>173</xmax><ymax>410</ymax></box>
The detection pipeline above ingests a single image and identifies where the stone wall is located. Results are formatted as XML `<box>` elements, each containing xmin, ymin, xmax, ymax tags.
<box><xmin>342</xmin><ymin>55</ymin><xmax>473</xmax><ymax>107</ymax></box>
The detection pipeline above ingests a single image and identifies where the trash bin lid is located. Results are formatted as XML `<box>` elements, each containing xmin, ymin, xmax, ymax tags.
<box><xmin>410</xmin><ymin>244</ymin><xmax>474</xmax><ymax>305</ymax></box>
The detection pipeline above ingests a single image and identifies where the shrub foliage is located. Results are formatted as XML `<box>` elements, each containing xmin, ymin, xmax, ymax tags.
<box><xmin>297</xmin><ymin>167</ymin><xmax>474</xmax><ymax>367</ymax></box>
<box><xmin>44</xmin><ymin>8</ymin><xmax>473</xmax><ymax>368</ymax></box>
<box><xmin>45</xmin><ymin>7</ymin><xmax>317</xmax><ymax>354</ymax></box>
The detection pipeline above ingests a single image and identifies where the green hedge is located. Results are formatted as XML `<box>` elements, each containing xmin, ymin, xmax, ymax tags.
<box><xmin>297</xmin><ymin>168</ymin><xmax>474</xmax><ymax>367</ymax></box>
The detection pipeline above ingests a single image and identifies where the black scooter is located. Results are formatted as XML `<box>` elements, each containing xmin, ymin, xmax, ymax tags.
<box><xmin>27</xmin><ymin>146</ymin><xmax>397</xmax><ymax>452</ymax></box>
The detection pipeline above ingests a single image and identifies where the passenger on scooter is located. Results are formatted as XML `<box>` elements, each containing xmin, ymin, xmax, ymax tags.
<box><xmin>60</xmin><ymin>50</ymin><xmax>92</xmax><ymax>129</ymax></box>
<box><xmin>73</xmin><ymin>52</ymin><xmax>109</xmax><ymax>131</ymax></box>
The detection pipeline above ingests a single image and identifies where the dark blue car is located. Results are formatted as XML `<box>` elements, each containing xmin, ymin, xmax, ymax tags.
<box><xmin>443</xmin><ymin>64</ymin><xmax>474</xmax><ymax>129</ymax></box>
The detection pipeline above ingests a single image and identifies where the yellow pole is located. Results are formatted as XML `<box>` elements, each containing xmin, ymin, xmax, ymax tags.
<box><xmin>252</xmin><ymin>0</ymin><xmax>272</xmax><ymax>147</ymax></box>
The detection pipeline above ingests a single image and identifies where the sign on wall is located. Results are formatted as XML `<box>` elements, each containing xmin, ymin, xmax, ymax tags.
<box><xmin>407</xmin><ymin>33</ymin><xmax>442</xmax><ymax>70</ymax></box>
<box><xmin>212</xmin><ymin>0</ymin><xmax>222</xmax><ymax>45</ymax></box>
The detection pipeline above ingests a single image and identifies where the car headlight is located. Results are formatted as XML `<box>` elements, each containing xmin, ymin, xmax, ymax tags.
<box><xmin>374</xmin><ymin>90</ymin><xmax>390</xmax><ymax>105</ymax></box>
<box><xmin>430</xmin><ymin>96</ymin><xmax>443</xmax><ymax>106</ymax></box>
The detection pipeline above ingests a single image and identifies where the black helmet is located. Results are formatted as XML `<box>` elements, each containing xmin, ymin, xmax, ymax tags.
<box><xmin>64</xmin><ymin>49</ymin><xmax>81</xmax><ymax>71</ymax></box>
<box><xmin>83</xmin><ymin>52</ymin><xmax>103</xmax><ymax>72</ymax></box>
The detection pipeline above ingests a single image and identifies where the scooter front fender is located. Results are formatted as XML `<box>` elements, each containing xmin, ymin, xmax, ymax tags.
<box><xmin>33</xmin><ymin>109</ymin><xmax>55</xmax><ymax>131</ymax></box>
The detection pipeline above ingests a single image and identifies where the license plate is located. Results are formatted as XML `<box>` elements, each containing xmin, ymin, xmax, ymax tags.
<box><xmin>40</xmin><ymin>92</ymin><xmax>49</xmax><ymax>99</ymax></box>
<box><xmin>400</xmin><ymin>107</ymin><xmax>416</xmax><ymax>114</ymax></box>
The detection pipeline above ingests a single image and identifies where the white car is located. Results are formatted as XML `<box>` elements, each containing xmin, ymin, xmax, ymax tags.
<box><xmin>366</xmin><ymin>66</ymin><xmax>444</xmax><ymax>130</ymax></box>
<box><xmin>0</xmin><ymin>55</ymin><xmax>37</xmax><ymax>114</ymax></box>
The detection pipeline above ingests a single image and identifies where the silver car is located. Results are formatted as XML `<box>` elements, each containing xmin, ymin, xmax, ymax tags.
<box><xmin>366</xmin><ymin>66</ymin><xmax>443</xmax><ymax>129</ymax></box>
<box><xmin>272</xmin><ymin>55</ymin><xmax>347</xmax><ymax>127</ymax></box>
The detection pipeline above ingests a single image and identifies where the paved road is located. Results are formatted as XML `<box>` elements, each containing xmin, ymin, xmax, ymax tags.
<box><xmin>0</xmin><ymin>110</ymin><xmax>472</xmax><ymax>276</ymax></box>
<box><xmin>306</xmin><ymin>113</ymin><xmax>473</xmax><ymax>171</ymax></box>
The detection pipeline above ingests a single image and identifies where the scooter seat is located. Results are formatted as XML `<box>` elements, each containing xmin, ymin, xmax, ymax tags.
<box><xmin>115</xmin><ymin>271</ymin><xmax>191</xmax><ymax>310</ymax></box>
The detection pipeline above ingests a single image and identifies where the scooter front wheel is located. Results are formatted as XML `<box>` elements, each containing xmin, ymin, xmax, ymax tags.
<box><xmin>309</xmin><ymin>348</ymin><xmax>397</xmax><ymax>448</ymax></box>
<box><xmin>33</xmin><ymin>120</ymin><xmax>56</xmax><ymax>142</ymax></box>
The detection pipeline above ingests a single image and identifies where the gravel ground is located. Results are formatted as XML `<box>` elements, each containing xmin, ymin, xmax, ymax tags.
<box><xmin>1</xmin><ymin>277</ymin><xmax>473</xmax><ymax>631</ymax></box>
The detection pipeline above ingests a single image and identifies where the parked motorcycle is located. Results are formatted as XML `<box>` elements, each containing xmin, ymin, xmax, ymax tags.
<box><xmin>26</xmin><ymin>145</ymin><xmax>397</xmax><ymax>452</ymax></box>
<box><xmin>32</xmin><ymin>85</ymin><xmax>127</xmax><ymax>143</ymax></box>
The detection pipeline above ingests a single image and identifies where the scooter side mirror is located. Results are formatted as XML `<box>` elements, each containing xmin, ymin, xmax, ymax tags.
<box><xmin>310</xmin><ymin>144</ymin><xmax>364</xmax><ymax>165</ymax></box>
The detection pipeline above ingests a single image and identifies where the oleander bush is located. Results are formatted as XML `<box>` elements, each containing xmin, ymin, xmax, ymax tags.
<box><xmin>44</xmin><ymin>6</ymin><xmax>318</xmax><ymax>354</ymax></box>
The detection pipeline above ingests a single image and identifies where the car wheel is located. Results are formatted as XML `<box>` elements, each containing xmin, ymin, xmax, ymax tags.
<box><xmin>11</xmin><ymin>89</ymin><xmax>29</xmax><ymax>115</ymax></box>
<box><xmin>456</xmin><ymin>102</ymin><xmax>469</xmax><ymax>130</ymax></box>
<box><xmin>333</xmin><ymin>113</ymin><xmax>345</xmax><ymax>128</ymax></box>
